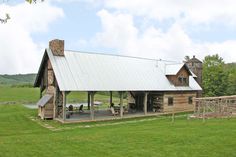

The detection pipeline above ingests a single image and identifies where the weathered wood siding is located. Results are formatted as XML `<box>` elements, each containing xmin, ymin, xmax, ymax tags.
<box><xmin>163</xmin><ymin>91</ymin><xmax>196</xmax><ymax>112</ymax></box>
<box><xmin>38</xmin><ymin>59</ymin><xmax>56</xmax><ymax>119</ymax></box>
<box><xmin>166</xmin><ymin>66</ymin><xmax>189</xmax><ymax>86</ymax></box>
<box><xmin>44</xmin><ymin>103</ymin><xmax>54</xmax><ymax>119</ymax></box>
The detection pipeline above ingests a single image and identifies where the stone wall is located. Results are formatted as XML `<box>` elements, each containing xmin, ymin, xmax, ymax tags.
<box><xmin>49</xmin><ymin>39</ymin><xmax>64</xmax><ymax>56</ymax></box>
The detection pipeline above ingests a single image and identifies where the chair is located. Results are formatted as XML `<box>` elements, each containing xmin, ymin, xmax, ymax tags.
<box><xmin>110</xmin><ymin>107</ymin><xmax>119</xmax><ymax>116</ymax></box>
<box><xmin>79</xmin><ymin>105</ymin><xmax>84</xmax><ymax>113</ymax></box>
<box><xmin>68</xmin><ymin>105</ymin><xmax>73</xmax><ymax>115</ymax></box>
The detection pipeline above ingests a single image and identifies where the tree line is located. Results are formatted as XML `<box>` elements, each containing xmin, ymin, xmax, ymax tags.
<box><xmin>202</xmin><ymin>54</ymin><xmax>236</xmax><ymax>97</ymax></box>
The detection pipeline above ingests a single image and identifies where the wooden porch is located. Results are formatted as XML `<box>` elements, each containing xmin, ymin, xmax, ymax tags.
<box><xmin>54</xmin><ymin>91</ymin><xmax>166</xmax><ymax>123</ymax></box>
<box><xmin>56</xmin><ymin>109</ymin><xmax>165</xmax><ymax>123</ymax></box>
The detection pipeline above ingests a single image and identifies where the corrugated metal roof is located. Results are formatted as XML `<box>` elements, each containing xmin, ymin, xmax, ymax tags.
<box><xmin>165</xmin><ymin>63</ymin><xmax>197</xmax><ymax>77</ymax></box>
<box><xmin>47</xmin><ymin>49</ymin><xmax>202</xmax><ymax>91</ymax></box>
<box><xmin>36</xmin><ymin>94</ymin><xmax>53</xmax><ymax>107</ymax></box>
<box><xmin>165</xmin><ymin>63</ymin><xmax>185</xmax><ymax>75</ymax></box>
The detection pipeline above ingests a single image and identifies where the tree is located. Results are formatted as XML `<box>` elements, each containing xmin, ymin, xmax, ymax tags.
<box><xmin>202</xmin><ymin>54</ymin><xmax>228</xmax><ymax>96</ymax></box>
<box><xmin>0</xmin><ymin>0</ymin><xmax>44</xmax><ymax>23</ymax></box>
<box><xmin>184</xmin><ymin>55</ymin><xmax>190</xmax><ymax>63</ymax></box>
<box><xmin>25</xmin><ymin>0</ymin><xmax>44</xmax><ymax>4</ymax></box>
<box><xmin>0</xmin><ymin>13</ymin><xmax>10</xmax><ymax>23</ymax></box>
<box><xmin>224</xmin><ymin>63</ymin><xmax>236</xmax><ymax>95</ymax></box>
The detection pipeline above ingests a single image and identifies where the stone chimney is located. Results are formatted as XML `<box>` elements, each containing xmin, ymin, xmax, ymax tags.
<box><xmin>49</xmin><ymin>39</ymin><xmax>64</xmax><ymax>56</ymax></box>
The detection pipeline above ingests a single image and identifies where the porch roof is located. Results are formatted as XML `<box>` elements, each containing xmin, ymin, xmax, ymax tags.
<box><xmin>35</xmin><ymin>49</ymin><xmax>202</xmax><ymax>92</ymax></box>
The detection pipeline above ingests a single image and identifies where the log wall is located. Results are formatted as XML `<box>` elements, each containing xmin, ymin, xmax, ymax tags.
<box><xmin>163</xmin><ymin>91</ymin><xmax>196</xmax><ymax>112</ymax></box>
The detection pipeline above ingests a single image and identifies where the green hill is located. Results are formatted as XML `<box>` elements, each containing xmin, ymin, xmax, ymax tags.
<box><xmin>0</xmin><ymin>74</ymin><xmax>36</xmax><ymax>86</ymax></box>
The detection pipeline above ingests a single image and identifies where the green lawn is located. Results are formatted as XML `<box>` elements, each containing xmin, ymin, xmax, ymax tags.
<box><xmin>0</xmin><ymin>86</ymin><xmax>122</xmax><ymax>106</ymax></box>
<box><xmin>0</xmin><ymin>86</ymin><xmax>40</xmax><ymax>103</ymax></box>
<box><xmin>0</xmin><ymin>104</ymin><xmax>236</xmax><ymax>157</ymax></box>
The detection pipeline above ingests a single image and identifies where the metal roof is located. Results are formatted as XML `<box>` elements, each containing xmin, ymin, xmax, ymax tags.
<box><xmin>44</xmin><ymin>49</ymin><xmax>202</xmax><ymax>92</ymax></box>
<box><xmin>36</xmin><ymin>94</ymin><xmax>53</xmax><ymax>107</ymax></box>
<box><xmin>165</xmin><ymin>63</ymin><xmax>185</xmax><ymax>75</ymax></box>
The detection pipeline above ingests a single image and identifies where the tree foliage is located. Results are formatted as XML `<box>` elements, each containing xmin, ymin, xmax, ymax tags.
<box><xmin>0</xmin><ymin>13</ymin><xmax>10</xmax><ymax>23</ymax></box>
<box><xmin>25</xmin><ymin>0</ymin><xmax>44</xmax><ymax>4</ymax></box>
<box><xmin>203</xmin><ymin>54</ymin><xmax>236</xmax><ymax>96</ymax></box>
<box><xmin>224</xmin><ymin>63</ymin><xmax>236</xmax><ymax>95</ymax></box>
<box><xmin>0</xmin><ymin>0</ymin><xmax>44</xmax><ymax>23</ymax></box>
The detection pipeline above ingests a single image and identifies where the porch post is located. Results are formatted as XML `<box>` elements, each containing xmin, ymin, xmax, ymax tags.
<box><xmin>40</xmin><ymin>90</ymin><xmax>42</xmax><ymax>98</ymax></box>
<box><xmin>119</xmin><ymin>91</ymin><xmax>124</xmax><ymax>118</ymax></box>
<box><xmin>87</xmin><ymin>92</ymin><xmax>90</xmax><ymax>110</ymax></box>
<box><xmin>110</xmin><ymin>91</ymin><xmax>113</xmax><ymax>106</ymax></box>
<box><xmin>90</xmin><ymin>92</ymin><xmax>95</xmax><ymax>120</ymax></box>
<box><xmin>53</xmin><ymin>87</ymin><xmax>57</xmax><ymax>119</ymax></box>
<box><xmin>144</xmin><ymin>92</ymin><xmax>148</xmax><ymax>115</ymax></box>
<box><xmin>62</xmin><ymin>91</ymin><xmax>66</xmax><ymax>121</ymax></box>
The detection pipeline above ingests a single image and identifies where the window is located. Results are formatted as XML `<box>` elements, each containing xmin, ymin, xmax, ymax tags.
<box><xmin>183</xmin><ymin>78</ymin><xmax>187</xmax><ymax>84</ymax></box>
<box><xmin>188</xmin><ymin>96</ymin><xmax>193</xmax><ymax>104</ymax></box>
<box><xmin>168</xmin><ymin>97</ymin><xmax>174</xmax><ymax>106</ymax></box>
<box><xmin>178</xmin><ymin>76</ymin><xmax>187</xmax><ymax>85</ymax></box>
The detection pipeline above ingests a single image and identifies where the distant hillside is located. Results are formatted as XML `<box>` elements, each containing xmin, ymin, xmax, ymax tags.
<box><xmin>0</xmin><ymin>74</ymin><xmax>36</xmax><ymax>86</ymax></box>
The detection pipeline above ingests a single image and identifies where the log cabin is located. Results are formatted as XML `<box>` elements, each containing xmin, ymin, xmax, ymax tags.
<box><xmin>34</xmin><ymin>39</ymin><xmax>202</xmax><ymax>122</ymax></box>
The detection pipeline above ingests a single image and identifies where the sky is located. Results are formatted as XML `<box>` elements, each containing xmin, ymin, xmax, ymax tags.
<box><xmin>0</xmin><ymin>0</ymin><xmax>236</xmax><ymax>74</ymax></box>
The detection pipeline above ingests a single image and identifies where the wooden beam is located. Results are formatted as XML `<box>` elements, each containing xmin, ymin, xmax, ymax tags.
<box><xmin>110</xmin><ymin>91</ymin><xmax>113</xmax><ymax>106</ymax></box>
<box><xmin>203</xmin><ymin>101</ymin><xmax>205</xmax><ymax>122</ymax></box>
<box><xmin>172</xmin><ymin>107</ymin><xmax>175</xmax><ymax>123</ymax></box>
<box><xmin>40</xmin><ymin>77</ymin><xmax>43</xmax><ymax>98</ymax></box>
<box><xmin>87</xmin><ymin>92</ymin><xmax>90</xmax><ymax>110</ymax></box>
<box><xmin>40</xmin><ymin>90</ymin><xmax>42</xmax><ymax>99</ymax></box>
<box><xmin>90</xmin><ymin>92</ymin><xmax>95</xmax><ymax>120</ymax></box>
<box><xmin>53</xmin><ymin>87</ymin><xmax>57</xmax><ymax>119</ymax></box>
<box><xmin>130</xmin><ymin>91</ymin><xmax>135</xmax><ymax>99</ymax></box>
<box><xmin>62</xmin><ymin>91</ymin><xmax>66</xmax><ymax>121</ymax></box>
<box><xmin>144</xmin><ymin>92</ymin><xmax>148</xmax><ymax>115</ymax></box>
<box><xmin>119</xmin><ymin>92</ymin><xmax>124</xmax><ymax>118</ymax></box>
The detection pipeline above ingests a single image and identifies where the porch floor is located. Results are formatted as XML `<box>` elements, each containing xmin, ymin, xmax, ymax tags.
<box><xmin>58</xmin><ymin>109</ymin><xmax>165</xmax><ymax>123</ymax></box>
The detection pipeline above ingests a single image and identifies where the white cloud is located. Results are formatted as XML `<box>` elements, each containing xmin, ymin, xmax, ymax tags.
<box><xmin>104</xmin><ymin>0</ymin><xmax>236</xmax><ymax>26</ymax></box>
<box><xmin>0</xmin><ymin>2</ymin><xmax>64</xmax><ymax>74</ymax></box>
<box><xmin>94</xmin><ymin>9</ymin><xmax>236</xmax><ymax>62</ymax></box>
<box><xmin>204</xmin><ymin>41</ymin><xmax>236</xmax><ymax>62</ymax></box>
<box><xmin>95</xmin><ymin>9</ymin><xmax>138</xmax><ymax>49</ymax></box>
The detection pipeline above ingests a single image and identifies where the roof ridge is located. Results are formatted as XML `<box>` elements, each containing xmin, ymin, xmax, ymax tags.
<box><xmin>166</xmin><ymin>62</ymin><xmax>183</xmax><ymax>65</ymax></box>
<box><xmin>65</xmin><ymin>49</ymin><xmax>178</xmax><ymax>63</ymax></box>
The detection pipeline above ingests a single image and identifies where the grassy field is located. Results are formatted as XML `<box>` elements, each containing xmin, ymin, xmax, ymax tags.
<box><xmin>0</xmin><ymin>104</ymin><xmax>236</xmax><ymax>157</ymax></box>
<box><xmin>0</xmin><ymin>86</ymin><xmax>40</xmax><ymax>103</ymax></box>
<box><xmin>0</xmin><ymin>86</ymin><xmax>121</xmax><ymax>106</ymax></box>
<box><xmin>1</xmin><ymin>86</ymin><xmax>236</xmax><ymax>156</ymax></box>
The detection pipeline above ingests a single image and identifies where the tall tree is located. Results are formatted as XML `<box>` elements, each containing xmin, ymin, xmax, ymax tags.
<box><xmin>202</xmin><ymin>54</ymin><xmax>228</xmax><ymax>96</ymax></box>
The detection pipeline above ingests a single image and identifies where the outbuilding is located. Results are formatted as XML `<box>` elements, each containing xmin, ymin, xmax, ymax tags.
<box><xmin>34</xmin><ymin>39</ymin><xmax>202</xmax><ymax>122</ymax></box>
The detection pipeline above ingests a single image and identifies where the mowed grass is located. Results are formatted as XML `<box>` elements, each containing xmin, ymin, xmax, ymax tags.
<box><xmin>0</xmin><ymin>105</ymin><xmax>236</xmax><ymax>157</ymax></box>
<box><xmin>0</xmin><ymin>86</ymin><xmax>121</xmax><ymax>105</ymax></box>
<box><xmin>0</xmin><ymin>86</ymin><xmax>40</xmax><ymax>103</ymax></box>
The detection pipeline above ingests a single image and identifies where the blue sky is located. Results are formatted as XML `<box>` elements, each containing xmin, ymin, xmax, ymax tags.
<box><xmin>0</xmin><ymin>0</ymin><xmax>236</xmax><ymax>74</ymax></box>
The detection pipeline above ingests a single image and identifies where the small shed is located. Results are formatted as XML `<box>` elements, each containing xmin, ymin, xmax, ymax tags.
<box><xmin>36</xmin><ymin>94</ymin><xmax>53</xmax><ymax>119</ymax></box>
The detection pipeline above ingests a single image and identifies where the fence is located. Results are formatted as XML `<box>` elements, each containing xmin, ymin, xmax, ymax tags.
<box><xmin>192</xmin><ymin>95</ymin><xmax>236</xmax><ymax>121</ymax></box>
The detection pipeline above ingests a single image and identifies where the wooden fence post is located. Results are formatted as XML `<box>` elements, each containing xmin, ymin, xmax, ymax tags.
<box><xmin>203</xmin><ymin>103</ymin><xmax>205</xmax><ymax>123</ymax></box>
<box><xmin>172</xmin><ymin>107</ymin><xmax>175</xmax><ymax>123</ymax></box>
